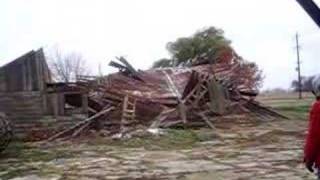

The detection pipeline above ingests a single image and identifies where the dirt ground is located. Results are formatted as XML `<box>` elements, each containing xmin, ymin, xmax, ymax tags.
<box><xmin>0</xmin><ymin>96</ymin><xmax>316</xmax><ymax>180</ymax></box>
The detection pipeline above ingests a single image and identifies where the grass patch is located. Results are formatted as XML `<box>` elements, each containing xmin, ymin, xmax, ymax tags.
<box><xmin>85</xmin><ymin>129</ymin><xmax>202</xmax><ymax>150</ymax></box>
<box><xmin>0</xmin><ymin>164</ymin><xmax>62</xmax><ymax>180</ymax></box>
<box><xmin>0</xmin><ymin>141</ymin><xmax>73</xmax><ymax>179</ymax></box>
<box><xmin>272</xmin><ymin>104</ymin><xmax>309</xmax><ymax>120</ymax></box>
<box><xmin>151</xmin><ymin>129</ymin><xmax>200</xmax><ymax>149</ymax></box>
<box><xmin>265</xmin><ymin>98</ymin><xmax>312</xmax><ymax>120</ymax></box>
<box><xmin>274</xmin><ymin>104</ymin><xmax>310</xmax><ymax>114</ymax></box>
<box><xmin>0</xmin><ymin>167</ymin><xmax>35</xmax><ymax>180</ymax></box>
<box><xmin>1</xmin><ymin>141</ymin><xmax>75</xmax><ymax>162</ymax></box>
<box><xmin>119</xmin><ymin>129</ymin><xmax>200</xmax><ymax>150</ymax></box>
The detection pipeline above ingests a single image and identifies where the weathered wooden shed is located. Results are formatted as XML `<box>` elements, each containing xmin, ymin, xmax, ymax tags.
<box><xmin>0</xmin><ymin>49</ymin><xmax>90</xmax><ymax>139</ymax></box>
<box><xmin>0</xmin><ymin>49</ymin><xmax>53</xmax><ymax>137</ymax></box>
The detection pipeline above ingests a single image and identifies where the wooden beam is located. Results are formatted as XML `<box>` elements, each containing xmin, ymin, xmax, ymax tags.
<box><xmin>109</xmin><ymin>61</ymin><xmax>127</xmax><ymax>70</ymax></box>
<box><xmin>196</xmin><ymin>111</ymin><xmax>217</xmax><ymax>130</ymax></box>
<box><xmin>162</xmin><ymin>70</ymin><xmax>187</xmax><ymax>124</ymax></box>
<box><xmin>82</xmin><ymin>94</ymin><xmax>89</xmax><ymax>117</ymax></box>
<box><xmin>47</xmin><ymin>106</ymin><xmax>115</xmax><ymax>141</ymax></box>
<box><xmin>117</xmin><ymin>57</ymin><xmax>139</xmax><ymax>75</ymax></box>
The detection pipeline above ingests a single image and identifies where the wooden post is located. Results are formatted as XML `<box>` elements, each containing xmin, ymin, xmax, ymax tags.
<box><xmin>121</xmin><ymin>95</ymin><xmax>129</xmax><ymax>133</ymax></box>
<box><xmin>42</xmin><ymin>91</ymin><xmax>48</xmax><ymax>114</ymax></box>
<box><xmin>58</xmin><ymin>93</ymin><xmax>65</xmax><ymax>116</ymax></box>
<box><xmin>208</xmin><ymin>78</ymin><xmax>226</xmax><ymax>115</ymax></box>
<box><xmin>52</xmin><ymin>93</ymin><xmax>59</xmax><ymax>117</ymax></box>
<box><xmin>82</xmin><ymin>93</ymin><xmax>89</xmax><ymax>117</ymax></box>
<box><xmin>178</xmin><ymin>103</ymin><xmax>187</xmax><ymax>124</ymax></box>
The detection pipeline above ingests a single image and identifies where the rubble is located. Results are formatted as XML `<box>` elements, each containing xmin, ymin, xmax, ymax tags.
<box><xmin>47</xmin><ymin>57</ymin><xmax>288</xmax><ymax>141</ymax></box>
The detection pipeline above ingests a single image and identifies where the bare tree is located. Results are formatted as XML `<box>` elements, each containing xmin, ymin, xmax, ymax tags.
<box><xmin>47</xmin><ymin>48</ymin><xmax>90</xmax><ymax>82</ymax></box>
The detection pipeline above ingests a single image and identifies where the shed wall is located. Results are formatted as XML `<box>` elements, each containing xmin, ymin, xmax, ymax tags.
<box><xmin>0</xmin><ymin>49</ymin><xmax>54</xmax><ymax>138</ymax></box>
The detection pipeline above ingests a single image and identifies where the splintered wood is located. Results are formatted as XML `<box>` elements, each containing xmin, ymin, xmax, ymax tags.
<box><xmin>47</xmin><ymin>107</ymin><xmax>115</xmax><ymax>141</ymax></box>
<box><xmin>47</xmin><ymin>58</ymin><xmax>288</xmax><ymax>140</ymax></box>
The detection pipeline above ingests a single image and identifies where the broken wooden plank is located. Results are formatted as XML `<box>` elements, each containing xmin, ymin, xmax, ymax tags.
<box><xmin>47</xmin><ymin>107</ymin><xmax>115</xmax><ymax>141</ymax></box>
<box><xmin>208</xmin><ymin>78</ymin><xmax>226</xmax><ymax>115</ymax></box>
<box><xmin>150</xmin><ymin>108</ymin><xmax>176</xmax><ymax>128</ymax></box>
<box><xmin>162</xmin><ymin>70</ymin><xmax>187</xmax><ymax>124</ymax></box>
<box><xmin>195</xmin><ymin>111</ymin><xmax>217</xmax><ymax>130</ymax></box>
<box><xmin>117</xmin><ymin>57</ymin><xmax>139</xmax><ymax>75</ymax></box>
<box><xmin>109</xmin><ymin>60</ymin><xmax>128</xmax><ymax>71</ymax></box>
<box><xmin>244</xmin><ymin>100</ymin><xmax>289</xmax><ymax>120</ymax></box>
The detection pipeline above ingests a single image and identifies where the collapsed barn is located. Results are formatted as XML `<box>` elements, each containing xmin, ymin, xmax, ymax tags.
<box><xmin>0</xmin><ymin>49</ymin><xmax>287</xmax><ymax>143</ymax></box>
<box><xmin>48</xmin><ymin>57</ymin><xmax>287</xmax><ymax>140</ymax></box>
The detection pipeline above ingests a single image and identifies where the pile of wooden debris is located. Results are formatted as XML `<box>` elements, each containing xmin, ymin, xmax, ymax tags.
<box><xmin>48</xmin><ymin>57</ymin><xmax>287</xmax><ymax>141</ymax></box>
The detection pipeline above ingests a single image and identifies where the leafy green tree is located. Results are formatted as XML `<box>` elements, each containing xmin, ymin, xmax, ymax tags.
<box><xmin>152</xmin><ymin>58</ymin><xmax>173</xmax><ymax>68</ymax></box>
<box><xmin>153</xmin><ymin>27</ymin><xmax>231</xmax><ymax>68</ymax></box>
<box><xmin>152</xmin><ymin>26</ymin><xmax>263</xmax><ymax>89</ymax></box>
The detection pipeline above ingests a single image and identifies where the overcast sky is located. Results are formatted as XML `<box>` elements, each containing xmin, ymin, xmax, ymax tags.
<box><xmin>0</xmin><ymin>0</ymin><xmax>319</xmax><ymax>90</ymax></box>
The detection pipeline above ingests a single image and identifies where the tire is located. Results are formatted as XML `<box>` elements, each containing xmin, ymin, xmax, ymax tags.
<box><xmin>0</xmin><ymin>113</ymin><xmax>12</xmax><ymax>153</ymax></box>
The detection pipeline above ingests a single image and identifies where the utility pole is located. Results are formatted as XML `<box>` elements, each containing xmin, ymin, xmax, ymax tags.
<box><xmin>98</xmin><ymin>63</ymin><xmax>103</xmax><ymax>77</ymax></box>
<box><xmin>295</xmin><ymin>33</ymin><xmax>302</xmax><ymax>99</ymax></box>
